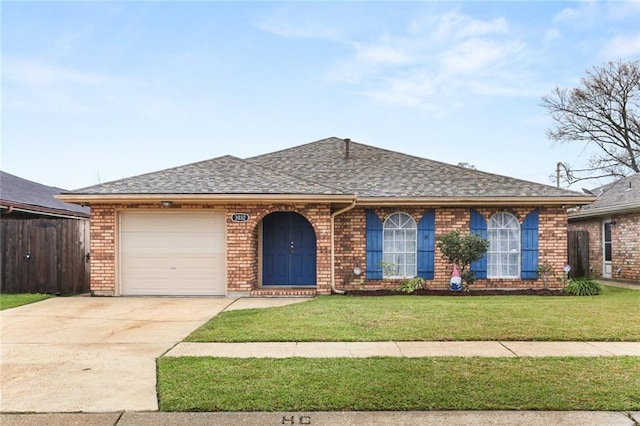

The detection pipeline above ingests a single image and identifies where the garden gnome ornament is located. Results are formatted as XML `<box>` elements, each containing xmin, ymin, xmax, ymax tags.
<box><xmin>449</xmin><ymin>265</ymin><xmax>462</xmax><ymax>291</ymax></box>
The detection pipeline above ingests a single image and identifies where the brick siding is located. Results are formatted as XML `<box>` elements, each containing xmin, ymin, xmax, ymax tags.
<box><xmin>335</xmin><ymin>206</ymin><xmax>569</xmax><ymax>291</ymax></box>
<box><xmin>88</xmin><ymin>202</ymin><xmax>571</xmax><ymax>295</ymax></box>
<box><xmin>569</xmin><ymin>211</ymin><xmax>640</xmax><ymax>283</ymax></box>
<box><xmin>87</xmin><ymin>203</ymin><xmax>332</xmax><ymax>295</ymax></box>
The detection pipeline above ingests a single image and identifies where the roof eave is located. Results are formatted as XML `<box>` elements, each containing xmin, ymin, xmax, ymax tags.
<box><xmin>0</xmin><ymin>203</ymin><xmax>90</xmax><ymax>219</ymax></box>
<box><xmin>568</xmin><ymin>202</ymin><xmax>640</xmax><ymax>220</ymax></box>
<box><xmin>356</xmin><ymin>196</ymin><xmax>596</xmax><ymax>207</ymax></box>
<box><xmin>54</xmin><ymin>193</ymin><xmax>357</xmax><ymax>205</ymax></box>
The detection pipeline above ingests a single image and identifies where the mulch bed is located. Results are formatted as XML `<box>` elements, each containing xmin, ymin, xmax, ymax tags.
<box><xmin>345</xmin><ymin>288</ymin><xmax>571</xmax><ymax>296</ymax></box>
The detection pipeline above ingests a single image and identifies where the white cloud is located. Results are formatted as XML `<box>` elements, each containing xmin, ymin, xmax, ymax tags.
<box><xmin>255</xmin><ymin>8</ymin><xmax>344</xmax><ymax>41</ymax></box>
<box><xmin>2</xmin><ymin>57</ymin><xmax>151</xmax><ymax>117</ymax></box>
<box><xmin>553</xmin><ymin>1</ymin><xmax>640</xmax><ymax>25</ymax></box>
<box><xmin>326</xmin><ymin>10</ymin><xmax>533</xmax><ymax>110</ymax></box>
<box><xmin>544</xmin><ymin>29</ymin><xmax>561</xmax><ymax>43</ymax></box>
<box><xmin>410</xmin><ymin>11</ymin><xmax>508</xmax><ymax>42</ymax></box>
<box><xmin>553</xmin><ymin>5</ymin><xmax>582</xmax><ymax>23</ymax></box>
<box><xmin>4</xmin><ymin>57</ymin><xmax>127</xmax><ymax>87</ymax></box>
<box><xmin>438</xmin><ymin>38</ymin><xmax>525</xmax><ymax>76</ymax></box>
<box><xmin>600</xmin><ymin>34</ymin><xmax>640</xmax><ymax>59</ymax></box>
<box><xmin>354</xmin><ymin>43</ymin><xmax>412</xmax><ymax>66</ymax></box>
<box><xmin>369</xmin><ymin>73</ymin><xmax>437</xmax><ymax>110</ymax></box>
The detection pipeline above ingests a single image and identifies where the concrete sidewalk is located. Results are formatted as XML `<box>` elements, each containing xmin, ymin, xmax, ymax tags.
<box><xmin>2</xmin><ymin>411</ymin><xmax>639</xmax><ymax>426</ymax></box>
<box><xmin>166</xmin><ymin>340</ymin><xmax>640</xmax><ymax>358</ymax></box>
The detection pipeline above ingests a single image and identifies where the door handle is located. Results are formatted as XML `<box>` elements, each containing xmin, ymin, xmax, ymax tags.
<box><xmin>290</xmin><ymin>241</ymin><xmax>295</xmax><ymax>254</ymax></box>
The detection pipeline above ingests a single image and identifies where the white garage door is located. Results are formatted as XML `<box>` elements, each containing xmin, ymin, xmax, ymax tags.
<box><xmin>120</xmin><ymin>212</ymin><xmax>226</xmax><ymax>296</ymax></box>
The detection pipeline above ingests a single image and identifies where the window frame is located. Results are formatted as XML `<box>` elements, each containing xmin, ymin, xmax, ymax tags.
<box><xmin>487</xmin><ymin>212</ymin><xmax>521</xmax><ymax>278</ymax></box>
<box><xmin>382</xmin><ymin>212</ymin><xmax>417</xmax><ymax>278</ymax></box>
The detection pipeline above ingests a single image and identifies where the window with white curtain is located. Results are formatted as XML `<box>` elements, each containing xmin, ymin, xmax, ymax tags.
<box><xmin>487</xmin><ymin>212</ymin><xmax>520</xmax><ymax>278</ymax></box>
<box><xmin>383</xmin><ymin>212</ymin><xmax>417</xmax><ymax>278</ymax></box>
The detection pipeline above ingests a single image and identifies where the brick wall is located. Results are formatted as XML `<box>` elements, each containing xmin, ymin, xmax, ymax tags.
<box><xmin>87</xmin><ymin>202</ymin><xmax>333</xmax><ymax>295</ymax></box>
<box><xmin>88</xmin><ymin>202</ymin><xmax>574</xmax><ymax>295</ymax></box>
<box><xmin>614</xmin><ymin>212</ymin><xmax>640</xmax><ymax>282</ymax></box>
<box><xmin>335</xmin><ymin>206</ymin><xmax>569</xmax><ymax>291</ymax></box>
<box><xmin>224</xmin><ymin>203</ymin><xmax>332</xmax><ymax>295</ymax></box>
<box><xmin>569</xmin><ymin>211</ymin><xmax>640</xmax><ymax>283</ymax></box>
<box><xmin>88</xmin><ymin>204</ymin><xmax>117</xmax><ymax>295</ymax></box>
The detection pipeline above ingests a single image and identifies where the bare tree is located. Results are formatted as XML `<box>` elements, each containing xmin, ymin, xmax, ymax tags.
<box><xmin>541</xmin><ymin>60</ymin><xmax>640</xmax><ymax>186</ymax></box>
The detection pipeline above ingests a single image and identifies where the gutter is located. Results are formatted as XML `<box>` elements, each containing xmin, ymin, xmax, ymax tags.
<box><xmin>0</xmin><ymin>204</ymin><xmax>89</xmax><ymax>220</ymax></box>
<box><xmin>568</xmin><ymin>202</ymin><xmax>640</xmax><ymax>220</ymax></box>
<box><xmin>330</xmin><ymin>198</ymin><xmax>357</xmax><ymax>294</ymax></box>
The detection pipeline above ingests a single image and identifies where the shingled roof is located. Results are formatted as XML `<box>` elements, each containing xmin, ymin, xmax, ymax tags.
<box><xmin>61</xmin><ymin>137</ymin><xmax>593</xmax><ymax>205</ymax></box>
<box><xmin>248</xmin><ymin>137</ymin><xmax>585</xmax><ymax>199</ymax></box>
<box><xmin>71</xmin><ymin>155</ymin><xmax>345</xmax><ymax>195</ymax></box>
<box><xmin>0</xmin><ymin>171</ymin><xmax>90</xmax><ymax>218</ymax></box>
<box><xmin>569</xmin><ymin>173</ymin><xmax>640</xmax><ymax>219</ymax></box>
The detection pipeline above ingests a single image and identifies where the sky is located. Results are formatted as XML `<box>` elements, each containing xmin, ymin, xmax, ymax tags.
<box><xmin>2</xmin><ymin>1</ymin><xmax>640</xmax><ymax>191</ymax></box>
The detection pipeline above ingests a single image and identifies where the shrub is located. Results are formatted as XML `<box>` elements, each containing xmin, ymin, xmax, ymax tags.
<box><xmin>537</xmin><ymin>262</ymin><xmax>556</xmax><ymax>289</ymax></box>
<box><xmin>398</xmin><ymin>277</ymin><xmax>425</xmax><ymax>293</ymax></box>
<box><xmin>436</xmin><ymin>231</ymin><xmax>489</xmax><ymax>290</ymax></box>
<box><xmin>563</xmin><ymin>277</ymin><xmax>604</xmax><ymax>296</ymax></box>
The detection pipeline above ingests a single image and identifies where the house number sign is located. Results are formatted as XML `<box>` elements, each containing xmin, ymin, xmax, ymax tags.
<box><xmin>231</xmin><ymin>213</ymin><xmax>250</xmax><ymax>222</ymax></box>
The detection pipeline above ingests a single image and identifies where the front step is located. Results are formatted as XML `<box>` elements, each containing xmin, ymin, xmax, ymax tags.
<box><xmin>250</xmin><ymin>288</ymin><xmax>318</xmax><ymax>297</ymax></box>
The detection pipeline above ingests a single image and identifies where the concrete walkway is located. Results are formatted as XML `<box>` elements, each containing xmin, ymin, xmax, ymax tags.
<box><xmin>166</xmin><ymin>340</ymin><xmax>640</xmax><ymax>358</ymax></box>
<box><xmin>0</xmin><ymin>296</ymin><xmax>312</xmax><ymax>413</ymax></box>
<box><xmin>0</xmin><ymin>297</ymin><xmax>239</xmax><ymax>413</ymax></box>
<box><xmin>599</xmin><ymin>279</ymin><xmax>640</xmax><ymax>290</ymax></box>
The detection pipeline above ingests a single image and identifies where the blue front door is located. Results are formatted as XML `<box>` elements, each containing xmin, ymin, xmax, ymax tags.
<box><xmin>263</xmin><ymin>212</ymin><xmax>316</xmax><ymax>286</ymax></box>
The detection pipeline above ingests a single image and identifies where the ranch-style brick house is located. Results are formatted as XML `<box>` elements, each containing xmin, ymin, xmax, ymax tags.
<box><xmin>58</xmin><ymin>137</ymin><xmax>594</xmax><ymax>297</ymax></box>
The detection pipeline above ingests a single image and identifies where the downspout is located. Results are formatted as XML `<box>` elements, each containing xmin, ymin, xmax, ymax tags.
<box><xmin>330</xmin><ymin>198</ymin><xmax>357</xmax><ymax>294</ymax></box>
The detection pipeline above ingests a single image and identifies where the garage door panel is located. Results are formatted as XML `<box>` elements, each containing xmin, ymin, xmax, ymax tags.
<box><xmin>120</xmin><ymin>212</ymin><xmax>226</xmax><ymax>296</ymax></box>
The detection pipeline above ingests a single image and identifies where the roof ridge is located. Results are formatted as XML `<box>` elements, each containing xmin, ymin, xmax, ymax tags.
<box><xmin>246</xmin><ymin>136</ymin><xmax>344</xmax><ymax>161</ymax></box>
<box><xmin>250</xmin><ymin>137</ymin><xmax>584</xmax><ymax>197</ymax></box>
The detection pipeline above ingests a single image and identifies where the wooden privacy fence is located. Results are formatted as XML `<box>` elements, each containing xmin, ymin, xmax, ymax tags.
<box><xmin>567</xmin><ymin>230</ymin><xmax>590</xmax><ymax>278</ymax></box>
<box><xmin>1</xmin><ymin>218</ymin><xmax>90</xmax><ymax>294</ymax></box>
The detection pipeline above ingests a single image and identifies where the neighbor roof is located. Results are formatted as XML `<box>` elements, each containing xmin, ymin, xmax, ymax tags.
<box><xmin>568</xmin><ymin>173</ymin><xmax>640</xmax><ymax>219</ymax></box>
<box><xmin>59</xmin><ymin>137</ymin><xmax>594</xmax><ymax>206</ymax></box>
<box><xmin>0</xmin><ymin>171</ymin><xmax>90</xmax><ymax>218</ymax></box>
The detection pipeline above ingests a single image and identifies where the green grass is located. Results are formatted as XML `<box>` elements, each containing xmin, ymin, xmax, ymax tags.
<box><xmin>0</xmin><ymin>293</ymin><xmax>52</xmax><ymax>310</ymax></box>
<box><xmin>158</xmin><ymin>356</ymin><xmax>640</xmax><ymax>411</ymax></box>
<box><xmin>187</xmin><ymin>286</ymin><xmax>640</xmax><ymax>342</ymax></box>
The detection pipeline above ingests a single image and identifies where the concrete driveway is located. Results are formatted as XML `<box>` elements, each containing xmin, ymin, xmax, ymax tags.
<box><xmin>0</xmin><ymin>296</ymin><xmax>236</xmax><ymax>413</ymax></box>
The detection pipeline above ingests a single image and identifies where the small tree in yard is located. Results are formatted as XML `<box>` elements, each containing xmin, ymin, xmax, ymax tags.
<box><xmin>436</xmin><ymin>231</ymin><xmax>489</xmax><ymax>290</ymax></box>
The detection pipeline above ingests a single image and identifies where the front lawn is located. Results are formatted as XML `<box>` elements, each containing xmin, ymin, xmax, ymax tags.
<box><xmin>158</xmin><ymin>356</ymin><xmax>640</xmax><ymax>411</ymax></box>
<box><xmin>187</xmin><ymin>286</ymin><xmax>640</xmax><ymax>342</ymax></box>
<box><xmin>0</xmin><ymin>293</ymin><xmax>52</xmax><ymax>310</ymax></box>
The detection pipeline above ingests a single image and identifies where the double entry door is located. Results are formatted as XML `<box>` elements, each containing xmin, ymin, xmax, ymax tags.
<box><xmin>262</xmin><ymin>212</ymin><xmax>316</xmax><ymax>286</ymax></box>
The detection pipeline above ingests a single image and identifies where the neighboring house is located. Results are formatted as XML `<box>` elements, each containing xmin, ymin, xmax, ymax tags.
<box><xmin>0</xmin><ymin>171</ymin><xmax>91</xmax><ymax>293</ymax></box>
<box><xmin>568</xmin><ymin>173</ymin><xmax>640</xmax><ymax>283</ymax></box>
<box><xmin>57</xmin><ymin>137</ymin><xmax>593</xmax><ymax>297</ymax></box>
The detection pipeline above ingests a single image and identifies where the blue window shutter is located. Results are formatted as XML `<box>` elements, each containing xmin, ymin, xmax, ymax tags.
<box><xmin>365</xmin><ymin>210</ymin><xmax>383</xmax><ymax>279</ymax></box>
<box><xmin>417</xmin><ymin>210</ymin><xmax>435</xmax><ymax>279</ymax></box>
<box><xmin>470</xmin><ymin>209</ymin><xmax>487</xmax><ymax>279</ymax></box>
<box><xmin>521</xmin><ymin>209</ymin><xmax>539</xmax><ymax>280</ymax></box>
